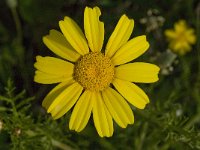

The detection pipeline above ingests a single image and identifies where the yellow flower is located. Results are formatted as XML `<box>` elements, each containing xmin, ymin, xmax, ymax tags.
<box><xmin>165</xmin><ymin>20</ymin><xmax>196</xmax><ymax>55</ymax></box>
<box><xmin>34</xmin><ymin>6</ymin><xmax>160</xmax><ymax>137</ymax></box>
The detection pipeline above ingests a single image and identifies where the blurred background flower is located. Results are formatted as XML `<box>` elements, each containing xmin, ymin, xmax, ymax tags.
<box><xmin>165</xmin><ymin>20</ymin><xmax>196</xmax><ymax>55</ymax></box>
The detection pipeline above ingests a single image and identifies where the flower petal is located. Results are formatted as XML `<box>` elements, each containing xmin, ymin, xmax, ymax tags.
<box><xmin>175</xmin><ymin>20</ymin><xmax>186</xmax><ymax>32</ymax></box>
<box><xmin>111</xmin><ymin>35</ymin><xmax>149</xmax><ymax>65</ymax></box>
<box><xmin>34</xmin><ymin>56</ymin><xmax>74</xmax><ymax>75</ymax></box>
<box><xmin>69</xmin><ymin>90</ymin><xmax>93</xmax><ymax>132</ymax></box>
<box><xmin>59</xmin><ymin>17</ymin><xmax>89</xmax><ymax>55</ymax></box>
<box><xmin>112</xmin><ymin>78</ymin><xmax>149</xmax><ymax>109</ymax></box>
<box><xmin>102</xmin><ymin>87</ymin><xmax>134</xmax><ymax>128</ymax></box>
<box><xmin>93</xmin><ymin>92</ymin><xmax>113</xmax><ymax>137</ymax></box>
<box><xmin>34</xmin><ymin>56</ymin><xmax>74</xmax><ymax>84</ymax></box>
<box><xmin>34</xmin><ymin>71</ymin><xmax>72</xmax><ymax>84</ymax></box>
<box><xmin>43</xmin><ymin>30</ymin><xmax>80</xmax><ymax>62</ymax></box>
<box><xmin>165</xmin><ymin>29</ymin><xmax>177</xmax><ymax>39</ymax></box>
<box><xmin>186</xmin><ymin>29</ymin><xmax>196</xmax><ymax>44</ymax></box>
<box><xmin>105</xmin><ymin>15</ymin><xmax>134</xmax><ymax>58</ymax></box>
<box><xmin>115</xmin><ymin>62</ymin><xmax>160</xmax><ymax>83</ymax></box>
<box><xmin>84</xmin><ymin>6</ymin><xmax>104</xmax><ymax>52</ymax></box>
<box><xmin>42</xmin><ymin>81</ymin><xmax>74</xmax><ymax>110</ymax></box>
<box><xmin>47</xmin><ymin>82</ymin><xmax>83</xmax><ymax>119</ymax></box>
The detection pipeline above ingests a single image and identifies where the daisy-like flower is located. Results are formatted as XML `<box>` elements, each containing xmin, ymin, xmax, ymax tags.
<box><xmin>165</xmin><ymin>20</ymin><xmax>196</xmax><ymax>55</ymax></box>
<box><xmin>34</xmin><ymin>6</ymin><xmax>160</xmax><ymax>137</ymax></box>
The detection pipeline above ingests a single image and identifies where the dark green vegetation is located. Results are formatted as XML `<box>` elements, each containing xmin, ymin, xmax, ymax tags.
<box><xmin>0</xmin><ymin>0</ymin><xmax>200</xmax><ymax>149</ymax></box>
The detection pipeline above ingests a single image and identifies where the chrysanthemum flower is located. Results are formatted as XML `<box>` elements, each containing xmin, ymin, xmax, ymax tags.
<box><xmin>34</xmin><ymin>6</ymin><xmax>160</xmax><ymax>137</ymax></box>
<box><xmin>165</xmin><ymin>20</ymin><xmax>196</xmax><ymax>55</ymax></box>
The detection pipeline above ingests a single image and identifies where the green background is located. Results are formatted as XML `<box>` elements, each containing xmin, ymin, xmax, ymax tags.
<box><xmin>0</xmin><ymin>0</ymin><xmax>200</xmax><ymax>149</ymax></box>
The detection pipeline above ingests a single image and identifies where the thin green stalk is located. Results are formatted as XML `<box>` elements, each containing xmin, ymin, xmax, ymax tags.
<box><xmin>51</xmin><ymin>139</ymin><xmax>74</xmax><ymax>150</ymax></box>
<box><xmin>9</xmin><ymin>3</ymin><xmax>32</xmax><ymax>92</ymax></box>
<box><xmin>10</xmin><ymin>7</ymin><xmax>22</xmax><ymax>43</ymax></box>
<box><xmin>136</xmin><ymin>122</ymin><xmax>148</xmax><ymax>150</ymax></box>
<box><xmin>6</xmin><ymin>93</ymin><xmax>19</xmax><ymax>118</ymax></box>
<box><xmin>184</xmin><ymin>112</ymin><xmax>200</xmax><ymax>129</ymax></box>
<box><xmin>186</xmin><ymin>2</ymin><xmax>200</xmax><ymax>129</ymax></box>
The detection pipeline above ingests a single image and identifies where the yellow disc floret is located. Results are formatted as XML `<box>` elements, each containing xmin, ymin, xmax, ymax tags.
<box><xmin>74</xmin><ymin>52</ymin><xmax>114</xmax><ymax>91</ymax></box>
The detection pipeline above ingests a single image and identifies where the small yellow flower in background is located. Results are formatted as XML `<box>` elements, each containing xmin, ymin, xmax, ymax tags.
<box><xmin>34</xmin><ymin>6</ymin><xmax>160</xmax><ymax>137</ymax></box>
<box><xmin>165</xmin><ymin>20</ymin><xmax>196</xmax><ymax>55</ymax></box>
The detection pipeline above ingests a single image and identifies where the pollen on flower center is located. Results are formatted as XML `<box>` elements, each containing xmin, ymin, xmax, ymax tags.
<box><xmin>74</xmin><ymin>52</ymin><xmax>114</xmax><ymax>91</ymax></box>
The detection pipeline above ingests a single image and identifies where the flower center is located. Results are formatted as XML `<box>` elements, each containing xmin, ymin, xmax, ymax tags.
<box><xmin>177</xmin><ymin>31</ymin><xmax>186</xmax><ymax>42</ymax></box>
<box><xmin>74</xmin><ymin>52</ymin><xmax>114</xmax><ymax>91</ymax></box>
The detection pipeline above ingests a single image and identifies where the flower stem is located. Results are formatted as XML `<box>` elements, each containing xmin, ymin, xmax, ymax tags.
<box><xmin>51</xmin><ymin>139</ymin><xmax>74</xmax><ymax>150</ymax></box>
<box><xmin>10</xmin><ymin>6</ymin><xmax>22</xmax><ymax>43</ymax></box>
